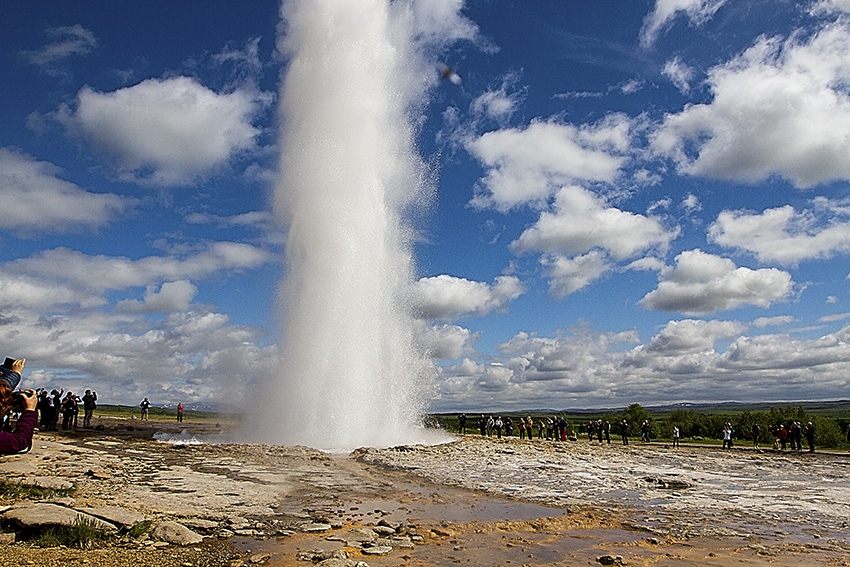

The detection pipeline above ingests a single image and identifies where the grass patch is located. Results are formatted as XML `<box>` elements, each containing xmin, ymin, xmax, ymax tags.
<box><xmin>94</xmin><ymin>403</ymin><xmax>239</xmax><ymax>426</ymax></box>
<box><xmin>124</xmin><ymin>520</ymin><xmax>153</xmax><ymax>538</ymax></box>
<box><xmin>0</xmin><ymin>481</ymin><xmax>75</xmax><ymax>502</ymax></box>
<box><xmin>30</xmin><ymin>517</ymin><xmax>113</xmax><ymax>549</ymax></box>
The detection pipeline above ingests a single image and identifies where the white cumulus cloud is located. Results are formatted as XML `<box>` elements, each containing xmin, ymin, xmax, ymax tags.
<box><xmin>468</xmin><ymin>116</ymin><xmax>631</xmax><ymax>211</ymax></box>
<box><xmin>640</xmin><ymin>249</ymin><xmax>793</xmax><ymax>314</ymax></box>
<box><xmin>637</xmin><ymin>318</ymin><xmax>746</xmax><ymax>356</ymax></box>
<box><xmin>651</xmin><ymin>21</ymin><xmax>850</xmax><ymax>187</ymax></box>
<box><xmin>57</xmin><ymin>76</ymin><xmax>265</xmax><ymax>186</ymax></box>
<box><xmin>708</xmin><ymin>199</ymin><xmax>850</xmax><ymax>264</ymax></box>
<box><xmin>413</xmin><ymin>274</ymin><xmax>524</xmax><ymax>321</ymax></box>
<box><xmin>543</xmin><ymin>251</ymin><xmax>611</xmax><ymax>299</ymax></box>
<box><xmin>511</xmin><ymin>185</ymin><xmax>678</xmax><ymax>260</ymax></box>
<box><xmin>117</xmin><ymin>280</ymin><xmax>199</xmax><ymax>313</ymax></box>
<box><xmin>0</xmin><ymin>148</ymin><xmax>134</xmax><ymax>234</ymax></box>
<box><xmin>416</xmin><ymin>322</ymin><xmax>478</xmax><ymax>360</ymax></box>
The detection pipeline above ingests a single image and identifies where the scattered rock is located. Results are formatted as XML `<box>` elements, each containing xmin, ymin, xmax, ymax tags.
<box><xmin>370</xmin><ymin>525</ymin><xmax>395</xmax><ymax>536</ymax></box>
<box><xmin>248</xmin><ymin>552</ymin><xmax>272</xmax><ymax>564</ymax></box>
<box><xmin>643</xmin><ymin>476</ymin><xmax>692</xmax><ymax>490</ymax></box>
<box><xmin>150</xmin><ymin>521</ymin><xmax>204</xmax><ymax>546</ymax></box>
<box><xmin>296</xmin><ymin>549</ymin><xmax>347</xmax><ymax>562</ymax></box>
<box><xmin>361</xmin><ymin>546</ymin><xmax>392</xmax><ymax>555</ymax></box>
<box><xmin>597</xmin><ymin>555</ymin><xmax>625</xmax><ymax>565</ymax></box>
<box><xmin>377</xmin><ymin>519</ymin><xmax>400</xmax><ymax>531</ymax></box>
<box><xmin>316</xmin><ymin>559</ymin><xmax>366</xmax><ymax>567</ymax></box>
<box><xmin>85</xmin><ymin>469</ymin><xmax>112</xmax><ymax>480</ymax></box>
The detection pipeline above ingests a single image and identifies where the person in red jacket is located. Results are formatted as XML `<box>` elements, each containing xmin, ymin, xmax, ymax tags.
<box><xmin>0</xmin><ymin>357</ymin><xmax>38</xmax><ymax>455</ymax></box>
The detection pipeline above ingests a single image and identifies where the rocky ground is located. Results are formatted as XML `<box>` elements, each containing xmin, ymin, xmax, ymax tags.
<box><xmin>0</xmin><ymin>416</ymin><xmax>849</xmax><ymax>566</ymax></box>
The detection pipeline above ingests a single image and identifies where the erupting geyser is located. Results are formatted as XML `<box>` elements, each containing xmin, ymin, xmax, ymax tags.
<box><xmin>247</xmin><ymin>0</ymin><xmax>449</xmax><ymax>450</ymax></box>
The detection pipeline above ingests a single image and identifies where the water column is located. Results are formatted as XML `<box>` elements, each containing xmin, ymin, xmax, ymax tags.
<box><xmin>258</xmin><ymin>0</ymin><xmax>434</xmax><ymax>450</ymax></box>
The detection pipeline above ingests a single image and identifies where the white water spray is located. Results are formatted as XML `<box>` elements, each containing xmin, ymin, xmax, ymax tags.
<box><xmin>247</xmin><ymin>0</ymin><xmax>448</xmax><ymax>450</ymax></box>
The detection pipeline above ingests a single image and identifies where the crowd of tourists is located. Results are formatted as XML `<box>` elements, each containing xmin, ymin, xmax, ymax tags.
<box><xmin>35</xmin><ymin>388</ymin><xmax>98</xmax><ymax>431</ymax></box>
<box><xmin>457</xmin><ymin>413</ymin><xmax>824</xmax><ymax>453</ymax></box>
<box><xmin>459</xmin><ymin>413</ymin><xmax>643</xmax><ymax>446</ymax></box>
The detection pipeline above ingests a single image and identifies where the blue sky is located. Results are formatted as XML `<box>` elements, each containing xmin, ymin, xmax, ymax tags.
<box><xmin>1</xmin><ymin>0</ymin><xmax>849</xmax><ymax>412</ymax></box>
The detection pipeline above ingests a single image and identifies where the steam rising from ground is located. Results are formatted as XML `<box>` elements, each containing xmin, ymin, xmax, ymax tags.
<box><xmin>244</xmin><ymin>0</ymin><xmax>452</xmax><ymax>450</ymax></box>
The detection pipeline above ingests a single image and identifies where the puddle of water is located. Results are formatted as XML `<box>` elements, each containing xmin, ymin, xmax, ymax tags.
<box><xmin>344</xmin><ymin>493</ymin><xmax>566</xmax><ymax>526</ymax></box>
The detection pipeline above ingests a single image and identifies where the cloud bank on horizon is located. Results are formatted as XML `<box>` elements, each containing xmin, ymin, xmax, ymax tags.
<box><xmin>0</xmin><ymin>0</ymin><xmax>849</xmax><ymax>411</ymax></box>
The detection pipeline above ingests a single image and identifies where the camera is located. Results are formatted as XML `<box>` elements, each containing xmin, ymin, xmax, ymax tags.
<box><xmin>11</xmin><ymin>392</ymin><xmax>25</xmax><ymax>413</ymax></box>
<box><xmin>3</xmin><ymin>357</ymin><xmax>15</xmax><ymax>369</ymax></box>
<box><xmin>10</xmin><ymin>389</ymin><xmax>34</xmax><ymax>413</ymax></box>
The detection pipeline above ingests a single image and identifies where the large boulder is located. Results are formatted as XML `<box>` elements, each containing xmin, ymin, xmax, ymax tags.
<box><xmin>150</xmin><ymin>521</ymin><xmax>204</xmax><ymax>545</ymax></box>
<box><xmin>2</xmin><ymin>503</ymin><xmax>117</xmax><ymax>532</ymax></box>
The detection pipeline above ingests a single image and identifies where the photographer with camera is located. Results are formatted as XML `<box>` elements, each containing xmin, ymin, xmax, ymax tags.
<box><xmin>0</xmin><ymin>357</ymin><xmax>38</xmax><ymax>455</ymax></box>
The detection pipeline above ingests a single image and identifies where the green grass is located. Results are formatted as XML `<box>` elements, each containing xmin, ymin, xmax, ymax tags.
<box><xmin>30</xmin><ymin>517</ymin><xmax>113</xmax><ymax>549</ymax></box>
<box><xmin>0</xmin><ymin>481</ymin><xmax>75</xmax><ymax>502</ymax></box>
<box><xmin>124</xmin><ymin>520</ymin><xmax>152</xmax><ymax>539</ymax></box>
<box><xmin>93</xmin><ymin>403</ymin><xmax>237</xmax><ymax>425</ymax></box>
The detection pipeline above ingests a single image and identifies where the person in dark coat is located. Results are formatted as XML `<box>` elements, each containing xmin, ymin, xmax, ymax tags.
<box><xmin>804</xmin><ymin>422</ymin><xmax>815</xmax><ymax>453</ymax></box>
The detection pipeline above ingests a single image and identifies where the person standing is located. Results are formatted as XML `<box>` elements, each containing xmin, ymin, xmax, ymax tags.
<box><xmin>177</xmin><ymin>402</ymin><xmax>184</xmax><ymax>423</ymax></box>
<box><xmin>60</xmin><ymin>393</ymin><xmax>77</xmax><ymax>430</ymax></box>
<box><xmin>82</xmin><ymin>390</ymin><xmax>97</xmax><ymax>427</ymax></box>
<box><xmin>672</xmin><ymin>425</ymin><xmax>680</xmax><ymax>448</ymax></box>
<box><xmin>37</xmin><ymin>390</ymin><xmax>52</xmax><ymax>430</ymax></box>
<box><xmin>604</xmin><ymin>420</ymin><xmax>611</xmax><ymax>444</ymax></box>
<box><xmin>0</xmin><ymin>358</ymin><xmax>38</xmax><ymax>455</ymax></box>
<box><xmin>620</xmin><ymin>419</ymin><xmax>629</xmax><ymax>445</ymax></box>
<box><xmin>804</xmin><ymin>422</ymin><xmax>815</xmax><ymax>453</ymax></box>
<box><xmin>49</xmin><ymin>389</ymin><xmax>63</xmax><ymax>430</ymax></box>
<box><xmin>457</xmin><ymin>413</ymin><xmax>466</xmax><ymax>434</ymax></box>
<box><xmin>791</xmin><ymin>421</ymin><xmax>803</xmax><ymax>451</ymax></box>
<box><xmin>140</xmin><ymin>397</ymin><xmax>151</xmax><ymax>420</ymax></box>
<box><xmin>751</xmin><ymin>423</ymin><xmax>760</xmax><ymax>449</ymax></box>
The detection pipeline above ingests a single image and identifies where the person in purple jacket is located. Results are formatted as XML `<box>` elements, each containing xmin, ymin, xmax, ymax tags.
<box><xmin>0</xmin><ymin>357</ymin><xmax>38</xmax><ymax>455</ymax></box>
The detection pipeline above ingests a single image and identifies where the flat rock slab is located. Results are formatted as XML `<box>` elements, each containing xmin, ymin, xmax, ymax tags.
<box><xmin>78</xmin><ymin>506</ymin><xmax>148</xmax><ymax>529</ymax></box>
<box><xmin>150</xmin><ymin>520</ymin><xmax>204</xmax><ymax>545</ymax></box>
<box><xmin>2</xmin><ymin>503</ymin><xmax>117</xmax><ymax>532</ymax></box>
<box><xmin>0</xmin><ymin>461</ymin><xmax>38</xmax><ymax>475</ymax></box>
<box><xmin>14</xmin><ymin>476</ymin><xmax>74</xmax><ymax>490</ymax></box>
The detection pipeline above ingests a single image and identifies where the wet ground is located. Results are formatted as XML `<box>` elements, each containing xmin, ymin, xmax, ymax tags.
<box><xmin>3</xmin><ymin>420</ymin><xmax>850</xmax><ymax>566</ymax></box>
